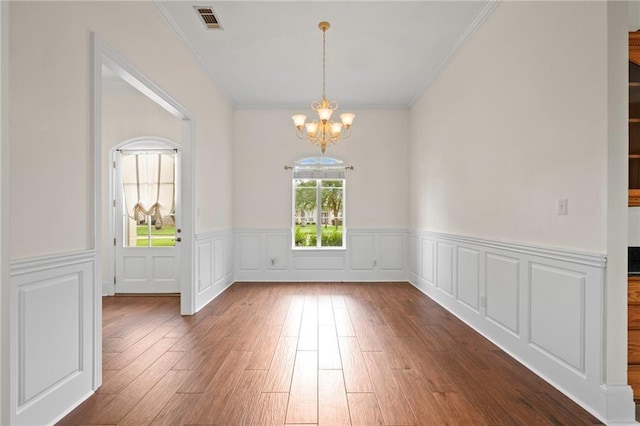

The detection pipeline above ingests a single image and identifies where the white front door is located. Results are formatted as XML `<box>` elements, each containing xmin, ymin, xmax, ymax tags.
<box><xmin>114</xmin><ymin>148</ymin><xmax>182</xmax><ymax>293</ymax></box>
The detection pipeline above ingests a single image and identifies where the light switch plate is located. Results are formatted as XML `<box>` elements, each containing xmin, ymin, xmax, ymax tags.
<box><xmin>557</xmin><ymin>198</ymin><xmax>568</xmax><ymax>215</ymax></box>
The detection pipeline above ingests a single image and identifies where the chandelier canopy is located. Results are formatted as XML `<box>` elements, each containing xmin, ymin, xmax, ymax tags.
<box><xmin>292</xmin><ymin>21</ymin><xmax>355</xmax><ymax>154</ymax></box>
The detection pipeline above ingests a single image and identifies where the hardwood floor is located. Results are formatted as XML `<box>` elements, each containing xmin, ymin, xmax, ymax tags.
<box><xmin>58</xmin><ymin>282</ymin><xmax>602</xmax><ymax>425</ymax></box>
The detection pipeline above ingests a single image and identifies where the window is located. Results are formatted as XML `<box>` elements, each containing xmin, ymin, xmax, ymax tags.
<box><xmin>120</xmin><ymin>150</ymin><xmax>176</xmax><ymax>247</ymax></box>
<box><xmin>292</xmin><ymin>157</ymin><xmax>346</xmax><ymax>248</ymax></box>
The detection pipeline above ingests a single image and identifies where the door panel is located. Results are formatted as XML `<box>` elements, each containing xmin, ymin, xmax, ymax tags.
<box><xmin>116</xmin><ymin>248</ymin><xmax>179</xmax><ymax>293</ymax></box>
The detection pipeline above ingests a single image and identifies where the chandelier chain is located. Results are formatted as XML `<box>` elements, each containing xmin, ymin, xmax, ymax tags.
<box><xmin>322</xmin><ymin>25</ymin><xmax>326</xmax><ymax>98</ymax></box>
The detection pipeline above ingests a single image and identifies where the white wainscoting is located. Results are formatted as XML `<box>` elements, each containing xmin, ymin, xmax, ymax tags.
<box><xmin>407</xmin><ymin>230</ymin><xmax>634</xmax><ymax>424</ymax></box>
<box><xmin>195</xmin><ymin>230</ymin><xmax>234</xmax><ymax>312</ymax></box>
<box><xmin>10</xmin><ymin>250</ymin><xmax>97</xmax><ymax>426</ymax></box>
<box><xmin>234</xmin><ymin>229</ymin><xmax>406</xmax><ymax>282</ymax></box>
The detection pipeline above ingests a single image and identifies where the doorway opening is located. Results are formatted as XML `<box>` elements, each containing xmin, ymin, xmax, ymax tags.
<box><xmin>92</xmin><ymin>33</ymin><xmax>196</xmax><ymax>393</ymax></box>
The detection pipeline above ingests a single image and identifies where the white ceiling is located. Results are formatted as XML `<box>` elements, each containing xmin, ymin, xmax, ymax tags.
<box><xmin>156</xmin><ymin>1</ymin><xmax>495</xmax><ymax>109</ymax></box>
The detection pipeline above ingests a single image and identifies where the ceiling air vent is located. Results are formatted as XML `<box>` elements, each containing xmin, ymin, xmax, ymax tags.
<box><xmin>194</xmin><ymin>6</ymin><xmax>222</xmax><ymax>30</ymax></box>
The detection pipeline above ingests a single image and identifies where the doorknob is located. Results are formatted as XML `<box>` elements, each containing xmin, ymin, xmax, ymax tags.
<box><xmin>176</xmin><ymin>237</ymin><xmax>182</xmax><ymax>242</ymax></box>
<box><xmin>176</xmin><ymin>228</ymin><xmax>182</xmax><ymax>233</ymax></box>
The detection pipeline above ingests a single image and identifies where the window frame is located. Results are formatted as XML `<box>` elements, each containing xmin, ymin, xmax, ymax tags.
<box><xmin>118</xmin><ymin>149</ymin><xmax>177</xmax><ymax>248</ymax></box>
<box><xmin>291</xmin><ymin>157</ymin><xmax>346</xmax><ymax>250</ymax></box>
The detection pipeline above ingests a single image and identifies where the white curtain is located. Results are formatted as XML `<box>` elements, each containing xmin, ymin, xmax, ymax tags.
<box><xmin>121</xmin><ymin>152</ymin><xmax>175</xmax><ymax>228</ymax></box>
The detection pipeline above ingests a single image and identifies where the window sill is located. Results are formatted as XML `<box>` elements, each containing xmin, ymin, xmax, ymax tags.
<box><xmin>291</xmin><ymin>247</ymin><xmax>346</xmax><ymax>252</ymax></box>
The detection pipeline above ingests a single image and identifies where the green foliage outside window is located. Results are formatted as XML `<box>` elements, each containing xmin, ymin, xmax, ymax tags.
<box><xmin>321</xmin><ymin>230</ymin><xmax>343</xmax><ymax>247</ymax></box>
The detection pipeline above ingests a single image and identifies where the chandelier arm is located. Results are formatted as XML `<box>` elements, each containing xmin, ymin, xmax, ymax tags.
<box><xmin>339</xmin><ymin>128</ymin><xmax>352</xmax><ymax>140</ymax></box>
<box><xmin>329</xmin><ymin>130</ymin><xmax>340</xmax><ymax>144</ymax></box>
<box><xmin>307</xmin><ymin>128</ymin><xmax>320</xmax><ymax>144</ymax></box>
<box><xmin>295</xmin><ymin>129</ymin><xmax>309</xmax><ymax>140</ymax></box>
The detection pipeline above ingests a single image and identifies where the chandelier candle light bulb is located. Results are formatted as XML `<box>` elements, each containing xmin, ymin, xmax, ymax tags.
<box><xmin>292</xmin><ymin>21</ymin><xmax>355</xmax><ymax>153</ymax></box>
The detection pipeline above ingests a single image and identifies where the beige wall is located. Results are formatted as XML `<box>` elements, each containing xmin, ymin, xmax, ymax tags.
<box><xmin>233</xmin><ymin>109</ymin><xmax>409</xmax><ymax>229</ymax></box>
<box><xmin>409</xmin><ymin>1</ymin><xmax>608</xmax><ymax>253</ymax></box>
<box><xmin>631</xmin><ymin>1</ymin><xmax>640</xmax><ymax>31</ymax></box>
<box><xmin>102</xmin><ymin>90</ymin><xmax>181</xmax><ymax>151</ymax></box>
<box><xmin>9</xmin><ymin>1</ymin><xmax>234</xmax><ymax>259</ymax></box>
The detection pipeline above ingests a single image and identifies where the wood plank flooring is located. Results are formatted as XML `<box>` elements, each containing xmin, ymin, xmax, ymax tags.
<box><xmin>58</xmin><ymin>282</ymin><xmax>602</xmax><ymax>425</ymax></box>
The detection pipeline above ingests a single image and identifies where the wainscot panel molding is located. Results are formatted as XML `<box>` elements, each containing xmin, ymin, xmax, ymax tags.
<box><xmin>10</xmin><ymin>250</ymin><xmax>97</xmax><ymax>426</ymax></box>
<box><xmin>485</xmin><ymin>253</ymin><xmax>520</xmax><ymax>336</ymax></box>
<box><xmin>234</xmin><ymin>229</ymin><xmax>407</xmax><ymax>282</ymax></box>
<box><xmin>195</xmin><ymin>230</ymin><xmax>234</xmax><ymax>312</ymax></box>
<box><xmin>407</xmin><ymin>230</ymin><xmax>634</xmax><ymax>425</ymax></box>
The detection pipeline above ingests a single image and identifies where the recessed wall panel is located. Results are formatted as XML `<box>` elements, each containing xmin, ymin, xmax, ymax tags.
<box><xmin>293</xmin><ymin>256</ymin><xmax>344</xmax><ymax>270</ymax></box>
<box><xmin>198</xmin><ymin>241</ymin><xmax>212</xmax><ymax>292</ymax></box>
<box><xmin>350</xmin><ymin>234</ymin><xmax>375</xmax><ymax>270</ymax></box>
<box><xmin>19</xmin><ymin>274</ymin><xmax>82</xmax><ymax>404</ymax></box>
<box><xmin>224</xmin><ymin>236</ymin><xmax>233</xmax><ymax>276</ymax></box>
<box><xmin>408</xmin><ymin>235</ymin><xmax>418</xmax><ymax>275</ymax></box>
<box><xmin>421</xmin><ymin>239</ymin><xmax>435</xmax><ymax>284</ymax></box>
<box><xmin>239</xmin><ymin>234</ymin><xmax>261</xmax><ymax>270</ymax></box>
<box><xmin>457</xmin><ymin>247</ymin><xmax>480</xmax><ymax>310</ymax></box>
<box><xmin>486</xmin><ymin>253</ymin><xmax>519</xmax><ymax>334</ymax></box>
<box><xmin>380</xmin><ymin>235</ymin><xmax>403</xmax><ymax>270</ymax></box>
<box><xmin>530</xmin><ymin>264</ymin><xmax>585</xmax><ymax>371</ymax></box>
<box><xmin>214</xmin><ymin>239</ymin><xmax>224</xmax><ymax>280</ymax></box>
<box><xmin>437</xmin><ymin>242</ymin><xmax>454</xmax><ymax>295</ymax></box>
<box><xmin>266</xmin><ymin>234</ymin><xmax>289</xmax><ymax>270</ymax></box>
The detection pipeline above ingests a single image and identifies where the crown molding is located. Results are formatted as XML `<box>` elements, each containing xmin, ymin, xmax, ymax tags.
<box><xmin>409</xmin><ymin>0</ymin><xmax>501</xmax><ymax>108</ymax></box>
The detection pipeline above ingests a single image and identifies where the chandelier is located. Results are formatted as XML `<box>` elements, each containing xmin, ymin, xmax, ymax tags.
<box><xmin>292</xmin><ymin>21</ymin><xmax>355</xmax><ymax>154</ymax></box>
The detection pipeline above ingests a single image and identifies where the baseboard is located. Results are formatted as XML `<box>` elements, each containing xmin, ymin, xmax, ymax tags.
<box><xmin>48</xmin><ymin>390</ymin><xmax>94</xmax><ymax>426</ymax></box>
<box><xmin>598</xmin><ymin>385</ymin><xmax>637</xmax><ymax>425</ymax></box>
<box><xmin>102</xmin><ymin>281</ymin><xmax>114</xmax><ymax>296</ymax></box>
<box><xmin>195</xmin><ymin>273</ymin><xmax>234</xmax><ymax>312</ymax></box>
